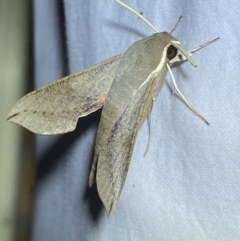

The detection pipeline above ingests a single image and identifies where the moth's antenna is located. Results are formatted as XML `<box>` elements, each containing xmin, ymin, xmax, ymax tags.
<box><xmin>169</xmin><ymin>16</ymin><xmax>182</xmax><ymax>34</ymax></box>
<box><xmin>166</xmin><ymin>64</ymin><xmax>210</xmax><ymax>125</ymax></box>
<box><xmin>115</xmin><ymin>0</ymin><xmax>159</xmax><ymax>33</ymax></box>
<box><xmin>187</xmin><ymin>37</ymin><xmax>220</xmax><ymax>54</ymax></box>
<box><xmin>170</xmin><ymin>37</ymin><xmax>220</xmax><ymax>64</ymax></box>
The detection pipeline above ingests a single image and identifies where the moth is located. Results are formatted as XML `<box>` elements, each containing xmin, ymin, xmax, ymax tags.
<box><xmin>8</xmin><ymin>0</ymin><xmax>219</xmax><ymax>215</ymax></box>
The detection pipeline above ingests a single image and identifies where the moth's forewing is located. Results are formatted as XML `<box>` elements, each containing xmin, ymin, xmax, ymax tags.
<box><xmin>8</xmin><ymin>54</ymin><xmax>123</xmax><ymax>135</ymax></box>
<box><xmin>96</xmin><ymin>70</ymin><xmax>168</xmax><ymax>215</ymax></box>
<box><xmin>91</xmin><ymin>33</ymin><xmax>177</xmax><ymax>215</ymax></box>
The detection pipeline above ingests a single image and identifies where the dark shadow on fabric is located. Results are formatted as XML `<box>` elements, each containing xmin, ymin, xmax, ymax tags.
<box><xmin>83</xmin><ymin>182</ymin><xmax>104</xmax><ymax>222</ymax></box>
<box><xmin>83</xmin><ymin>143</ymin><xmax>104</xmax><ymax>222</ymax></box>
<box><xmin>57</xmin><ymin>0</ymin><xmax>69</xmax><ymax>76</ymax></box>
<box><xmin>37</xmin><ymin>109</ymin><xmax>104</xmax><ymax>221</ymax></box>
<box><xmin>37</xmin><ymin>110</ymin><xmax>101</xmax><ymax>182</ymax></box>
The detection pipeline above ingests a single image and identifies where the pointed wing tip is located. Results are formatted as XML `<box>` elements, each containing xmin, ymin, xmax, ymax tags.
<box><xmin>7</xmin><ymin>112</ymin><xmax>19</xmax><ymax>122</ymax></box>
<box><xmin>105</xmin><ymin>203</ymin><xmax>115</xmax><ymax>216</ymax></box>
<box><xmin>96</xmin><ymin>183</ymin><xmax>116</xmax><ymax>216</ymax></box>
<box><xmin>7</xmin><ymin>110</ymin><xmax>79</xmax><ymax>135</ymax></box>
<box><xmin>106</xmin><ymin>210</ymin><xmax>111</xmax><ymax>217</ymax></box>
<box><xmin>88</xmin><ymin>178</ymin><xmax>114</xmax><ymax>216</ymax></box>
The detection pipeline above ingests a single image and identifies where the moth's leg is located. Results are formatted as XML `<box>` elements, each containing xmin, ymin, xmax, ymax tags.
<box><xmin>170</xmin><ymin>37</ymin><xmax>220</xmax><ymax>64</ymax></box>
<box><xmin>166</xmin><ymin>64</ymin><xmax>210</xmax><ymax>125</ymax></box>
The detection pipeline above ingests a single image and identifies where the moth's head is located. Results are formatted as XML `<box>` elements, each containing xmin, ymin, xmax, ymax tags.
<box><xmin>153</xmin><ymin>32</ymin><xmax>178</xmax><ymax>61</ymax></box>
<box><xmin>155</xmin><ymin>32</ymin><xmax>196</xmax><ymax>67</ymax></box>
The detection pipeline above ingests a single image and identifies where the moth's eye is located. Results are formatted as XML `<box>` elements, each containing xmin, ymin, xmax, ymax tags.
<box><xmin>167</xmin><ymin>45</ymin><xmax>178</xmax><ymax>60</ymax></box>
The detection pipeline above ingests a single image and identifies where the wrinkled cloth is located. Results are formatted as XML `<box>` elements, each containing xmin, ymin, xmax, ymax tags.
<box><xmin>33</xmin><ymin>0</ymin><xmax>240</xmax><ymax>240</ymax></box>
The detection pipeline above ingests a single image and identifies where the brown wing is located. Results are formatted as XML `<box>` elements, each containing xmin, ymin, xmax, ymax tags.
<box><xmin>7</xmin><ymin>54</ymin><xmax>122</xmax><ymax>134</ymax></box>
<box><xmin>96</xmin><ymin>67</ymin><xmax>167</xmax><ymax>215</ymax></box>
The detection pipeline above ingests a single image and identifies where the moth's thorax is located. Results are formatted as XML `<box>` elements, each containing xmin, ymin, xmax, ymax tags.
<box><xmin>100</xmin><ymin>31</ymin><xmax>175</xmax><ymax>130</ymax></box>
<box><xmin>113</xmin><ymin>31</ymin><xmax>177</xmax><ymax>86</ymax></box>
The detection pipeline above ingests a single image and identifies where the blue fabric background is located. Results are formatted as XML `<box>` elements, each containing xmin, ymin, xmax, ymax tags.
<box><xmin>33</xmin><ymin>0</ymin><xmax>240</xmax><ymax>240</ymax></box>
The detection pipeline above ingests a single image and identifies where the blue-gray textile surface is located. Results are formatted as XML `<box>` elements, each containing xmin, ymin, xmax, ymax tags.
<box><xmin>33</xmin><ymin>0</ymin><xmax>240</xmax><ymax>240</ymax></box>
